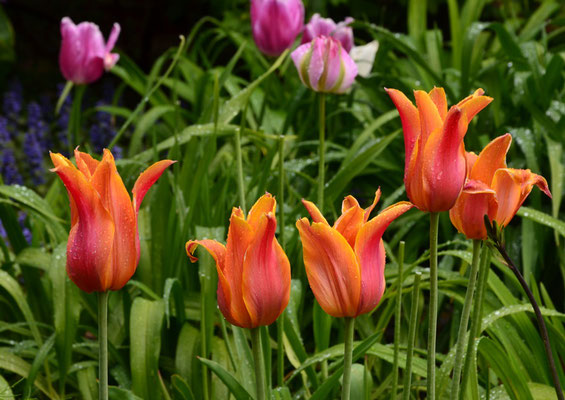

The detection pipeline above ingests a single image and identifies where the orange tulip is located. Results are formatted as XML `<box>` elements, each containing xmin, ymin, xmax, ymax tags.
<box><xmin>50</xmin><ymin>149</ymin><xmax>174</xmax><ymax>293</ymax></box>
<box><xmin>296</xmin><ymin>190</ymin><xmax>413</xmax><ymax>318</ymax></box>
<box><xmin>449</xmin><ymin>134</ymin><xmax>551</xmax><ymax>239</ymax></box>
<box><xmin>385</xmin><ymin>87</ymin><xmax>493</xmax><ymax>212</ymax></box>
<box><xmin>186</xmin><ymin>193</ymin><xmax>291</xmax><ymax>328</ymax></box>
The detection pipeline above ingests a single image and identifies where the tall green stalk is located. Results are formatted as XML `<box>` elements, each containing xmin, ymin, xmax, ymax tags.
<box><xmin>277</xmin><ymin>136</ymin><xmax>286</xmax><ymax>387</ymax></box>
<box><xmin>450</xmin><ymin>239</ymin><xmax>482</xmax><ymax>399</ymax></box>
<box><xmin>342</xmin><ymin>317</ymin><xmax>355</xmax><ymax>400</ymax></box>
<box><xmin>402</xmin><ymin>272</ymin><xmax>422</xmax><ymax>400</ymax></box>
<box><xmin>317</xmin><ymin>93</ymin><xmax>326</xmax><ymax>210</ymax></box>
<box><xmin>427</xmin><ymin>212</ymin><xmax>439</xmax><ymax>400</ymax></box>
<box><xmin>460</xmin><ymin>245</ymin><xmax>490</xmax><ymax>397</ymax></box>
<box><xmin>392</xmin><ymin>241</ymin><xmax>405</xmax><ymax>398</ymax></box>
<box><xmin>68</xmin><ymin>84</ymin><xmax>86</xmax><ymax>154</ymax></box>
<box><xmin>234</xmin><ymin>124</ymin><xmax>246</xmax><ymax>213</ymax></box>
<box><xmin>98</xmin><ymin>291</ymin><xmax>109</xmax><ymax>400</ymax></box>
<box><xmin>251</xmin><ymin>328</ymin><xmax>266</xmax><ymax>400</ymax></box>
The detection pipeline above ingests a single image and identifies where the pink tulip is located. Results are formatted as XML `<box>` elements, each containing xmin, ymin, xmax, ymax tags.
<box><xmin>291</xmin><ymin>36</ymin><xmax>357</xmax><ymax>94</ymax></box>
<box><xmin>59</xmin><ymin>17</ymin><xmax>121</xmax><ymax>85</ymax></box>
<box><xmin>302</xmin><ymin>14</ymin><xmax>354</xmax><ymax>53</ymax></box>
<box><xmin>251</xmin><ymin>0</ymin><xmax>304</xmax><ymax>57</ymax></box>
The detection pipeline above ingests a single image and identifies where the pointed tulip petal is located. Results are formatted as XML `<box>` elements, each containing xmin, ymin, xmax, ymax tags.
<box><xmin>385</xmin><ymin>88</ymin><xmax>420</xmax><ymax>163</ymax></box>
<box><xmin>334</xmin><ymin>202</ymin><xmax>364</xmax><ymax>248</ymax></box>
<box><xmin>132</xmin><ymin>159</ymin><xmax>175</xmax><ymax>214</ymax></box>
<box><xmin>457</xmin><ymin>91</ymin><xmax>493</xmax><ymax>122</ymax></box>
<box><xmin>414</xmin><ymin>90</ymin><xmax>443</xmax><ymax>146</ymax></box>
<box><xmin>50</xmin><ymin>152</ymin><xmax>115</xmax><ymax>292</ymax></box>
<box><xmin>74</xmin><ymin>148</ymin><xmax>100</xmax><ymax>179</ymax></box>
<box><xmin>363</xmin><ymin>189</ymin><xmax>381</xmax><ymax>223</ymax></box>
<box><xmin>429</xmin><ymin>87</ymin><xmax>447</xmax><ymax>120</ymax></box>
<box><xmin>354</xmin><ymin>201</ymin><xmax>413</xmax><ymax>315</ymax></box>
<box><xmin>296</xmin><ymin>218</ymin><xmax>360</xmax><ymax>317</ymax></box>
<box><xmin>247</xmin><ymin>193</ymin><xmax>276</xmax><ymax>230</ymax></box>
<box><xmin>492</xmin><ymin>168</ymin><xmax>551</xmax><ymax>226</ymax></box>
<box><xmin>242</xmin><ymin>213</ymin><xmax>290</xmax><ymax>327</ymax></box>
<box><xmin>470</xmin><ymin>134</ymin><xmax>511</xmax><ymax>185</ymax></box>
<box><xmin>302</xmin><ymin>199</ymin><xmax>329</xmax><ymax>225</ymax></box>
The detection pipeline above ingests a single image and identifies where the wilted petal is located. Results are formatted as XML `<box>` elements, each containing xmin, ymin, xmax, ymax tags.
<box><xmin>242</xmin><ymin>213</ymin><xmax>290</xmax><ymax>327</ymax></box>
<box><xmin>354</xmin><ymin>201</ymin><xmax>413</xmax><ymax>315</ymax></box>
<box><xmin>296</xmin><ymin>218</ymin><xmax>360</xmax><ymax>317</ymax></box>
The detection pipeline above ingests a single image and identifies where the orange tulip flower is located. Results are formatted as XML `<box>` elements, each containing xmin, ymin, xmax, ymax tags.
<box><xmin>449</xmin><ymin>134</ymin><xmax>551</xmax><ymax>239</ymax></box>
<box><xmin>186</xmin><ymin>193</ymin><xmax>291</xmax><ymax>329</ymax></box>
<box><xmin>50</xmin><ymin>149</ymin><xmax>175</xmax><ymax>293</ymax></box>
<box><xmin>386</xmin><ymin>87</ymin><xmax>493</xmax><ymax>212</ymax></box>
<box><xmin>296</xmin><ymin>190</ymin><xmax>413</xmax><ymax>318</ymax></box>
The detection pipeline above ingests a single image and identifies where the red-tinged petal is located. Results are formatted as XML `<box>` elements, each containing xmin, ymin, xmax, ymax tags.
<box><xmin>74</xmin><ymin>148</ymin><xmax>100</xmax><ymax>180</ymax></box>
<box><xmin>414</xmin><ymin>90</ymin><xmax>443</xmax><ymax>147</ymax></box>
<box><xmin>185</xmin><ymin>240</ymin><xmax>238</xmax><ymax>326</ymax></box>
<box><xmin>429</xmin><ymin>87</ymin><xmax>447</xmax><ymax>121</ymax></box>
<box><xmin>421</xmin><ymin>107</ymin><xmax>468</xmax><ymax>212</ymax></box>
<box><xmin>296</xmin><ymin>218</ymin><xmax>360</xmax><ymax>318</ymax></box>
<box><xmin>302</xmin><ymin>199</ymin><xmax>329</xmax><ymax>225</ymax></box>
<box><xmin>492</xmin><ymin>168</ymin><xmax>551</xmax><ymax>227</ymax></box>
<box><xmin>247</xmin><ymin>193</ymin><xmax>276</xmax><ymax>229</ymax></box>
<box><xmin>363</xmin><ymin>189</ymin><xmax>381</xmax><ymax>223</ymax></box>
<box><xmin>90</xmin><ymin>150</ymin><xmax>138</xmax><ymax>290</ymax></box>
<box><xmin>469</xmin><ymin>134</ymin><xmax>511</xmax><ymax>185</ymax></box>
<box><xmin>354</xmin><ymin>201</ymin><xmax>413</xmax><ymax>316</ymax></box>
<box><xmin>449</xmin><ymin>180</ymin><xmax>498</xmax><ymax>240</ymax></box>
<box><xmin>131</xmin><ymin>159</ymin><xmax>176</xmax><ymax>214</ymax></box>
<box><xmin>341</xmin><ymin>195</ymin><xmax>360</xmax><ymax>213</ymax></box>
<box><xmin>334</xmin><ymin>201</ymin><xmax>364</xmax><ymax>248</ymax></box>
<box><xmin>456</xmin><ymin>90</ymin><xmax>492</xmax><ymax>122</ymax></box>
<box><xmin>224</xmin><ymin>208</ymin><xmax>254</xmax><ymax>328</ymax></box>
<box><xmin>385</xmin><ymin>88</ymin><xmax>420</xmax><ymax>165</ymax></box>
<box><xmin>242</xmin><ymin>213</ymin><xmax>290</xmax><ymax>327</ymax></box>
<box><xmin>465</xmin><ymin>151</ymin><xmax>478</xmax><ymax>176</ymax></box>
<box><xmin>50</xmin><ymin>152</ymin><xmax>115</xmax><ymax>293</ymax></box>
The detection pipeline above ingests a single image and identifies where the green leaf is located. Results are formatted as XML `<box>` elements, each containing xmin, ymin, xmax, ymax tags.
<box><xmin>0</xmin><ymin>349</ymin><xmax>54</xmax><ymax>398</ymax></box>
<box><xmin>130</xmin><ymin>297</ymin><xmax>165</xmax><ymax>400</ymax></box>
<box><xmin>171</xmin><ymin>374</ymin><xmax>195</xmax><ymax>400</ymax></box>
<box><xmin>197</xmin><ymin>357</ymin><xmax>253</xmax><ymax>400</ymax></box>
<box><xmin>49</xmin><ymin>243</ymin><xmax>81</xmax><ymax>394</ymax></box>
<box><xmin>0</xmin><ymin>374</ymin><xmax>14</xmax><ymax>400</ymax></box>
<box><xmin>77</xmin><ymin>367</ymin><xmax>98</xmax><ymax>400</ymax></box>
<box><xmin>175</xmin><ymin>323</ymin><xmax>201</xmax><ymax>397</ymax></box>
<box><xmin>128</xmin><ymin>105</ymin><xmax>175</xmax><ymax>157</ymax></box>
<box><xmin>517</xmin><ymin>207</ymin><xmax>565</xmax><ymax>238</ymax></box>
<box><xmin>163</xmin><ymin>278</ymin><xmax>185</xmax><ymax>328</ymax></box>
<box><xmin>23</xmin><ymin>333</ymin><xmax>55</xmax><ymax>399</ymax></box>
<box><xmin>109</xmin><ymin>387</ymin><xmax>145</xmax><ymax>400</ymax></box>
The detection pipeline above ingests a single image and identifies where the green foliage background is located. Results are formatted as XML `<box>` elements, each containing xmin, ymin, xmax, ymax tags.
<box><xmin>1</xmin><ymin>0</ymin><xmax>565</xmax><ymax>399</ymax></box>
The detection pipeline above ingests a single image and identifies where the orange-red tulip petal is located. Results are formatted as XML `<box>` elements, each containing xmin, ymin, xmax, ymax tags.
<box><xmin>450</xmin><ymin>134</ymin><xmax>551</xmax><ymax>239</ymax></box>
<box><xmin>186</xmin><ymin>193</ymin><xmax>290</xmax><ymax>329</ymax></box>
<box><xmin>296</xmin><ymin>191</ymin><xmax>413</xmax><ymax>318</ymax></box>
<box><xmin>386</xmin><ymin>87</ymin><xmax>492</xmax><ymax>212</ymax></box>
<box><xmin>51</xmin><ymin>149</ymin><xmax>174</xmax><ymax>293</ymax></box>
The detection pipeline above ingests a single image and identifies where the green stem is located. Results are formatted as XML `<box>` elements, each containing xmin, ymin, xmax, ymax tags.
<box><xmin>392</xmin><ymin>241</ymin><xmax>405</xmax><ymax>398</ymax></box>
<box><xmin>342</xmin><ymin>317</ymin><xmax>355</xmax><ymax>400</ymax></box>
<box><xmin>461</xmin><ymin>245</ymin><xmax>490</xmax><ymax>397</ymax></box>
<box><xmin>68</xmin><ymin>84</ymin><xmax>86</xmax><ymax>154</ymax></box>
<box><xmin>98</xmin><ymin>291</ymin><xmax>109</xmax><ymax>400</ymax></box>
<box><xmin>427</xmin><ymin>212</ymin><xmax>439</xmax><ymax>400</ymax></box>
<box><xmin>450</xmin><ymin>239</ymin><xmax>482</xmax><ymax>399</ymax></box>
<box><xmin>317</xmin><ymin>93</ymin><xmax>326</xmax><ymax>210</ymax></box>
<box><xmin>402</xmin><ymin>272</ymin><xmax>422</xmax><ymax>400</ymax></box>
<box><xmin>55</xmin><ymin>80</ymin><xmax>73</xmax><ymax>115</ymax></box>
<box><xmin>235</xmin><ymin>124</ymin><xmax>246</xmax><ymax>213</ymax></box>
<box><xmin>277</xmin><ymin>136</ymin><xmax>286</xmax><ymax>387</ymax></box>
<box><xmin>251</xmin><ymin>328</ymin><xmax>266</xmax><ymax>400</ymax></box>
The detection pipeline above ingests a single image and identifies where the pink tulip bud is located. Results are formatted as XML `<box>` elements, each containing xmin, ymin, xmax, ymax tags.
<box><xmin>251</xmin><ymin>0</ymin><xmax>304</xmax><ymax>57</ymax></box>
<box><xmin>59</xmin><ymin>17</ymin><xmax>121</xmax><ymax>85</ymax></box>
<box><xmin>291</xmin><ymin>36</ymin><xmax>358</xmax><ymax>94</ymax></box>
<box><xmin>302</xmin><ymin>14</ymin><xmax>354</xmax><ymax>53</ymax></box>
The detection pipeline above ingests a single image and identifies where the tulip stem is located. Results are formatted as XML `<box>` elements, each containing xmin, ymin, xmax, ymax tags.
<box><xmin>98</xmin><ymin>291</ymin><xmax>109</xmax><ymax>400</ymax></box>
<box><xmin>461</xmin><ymin>244</ymin><xmax>490</xmax><ymax>397</ymax></box>
<box><xmin>492</xmin><ymin>242</ymin><xmax>564</xmax><ymax>400</ymax></box>
<box><xmin>392</xmin><ymin>241</ymin><xmax>405</xmax><ymax>399</ymax></box>
<box><xmin>427</xmin><ymin>212</ymin><xmax>439</xmax><ymax>400</ymax></box>
<box><xmin>251</xmin><ymin>327</ymin><xmax>266</xmax><ymax>400</ymax></box>
<box><xmin>342</xmin><ymin>317</ymin><xmax>355</xmax><ymax>400</ymax></box>
<box><xmin>317</xmin><ymin>93</ymin><xmax>326</xmax><ymax>211</ymax></box>
<box><xmin>235</xmin><ymin>124</ymin><xmax>247</xmax><ymax>213</ymax></box>
<box><xmin>402</xmin><ymin>272</ymin><xmax>422</xmax><ymax>400</ymax></box>
<box><xmin>450</xmin><ymin>239</ymin><xmax>482</xmax><ymax>400</ymax></box>
<box><xmin>68</xmin><ymin>84</ymin><xmax>86</xmax><ymax>154</ymax></box>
